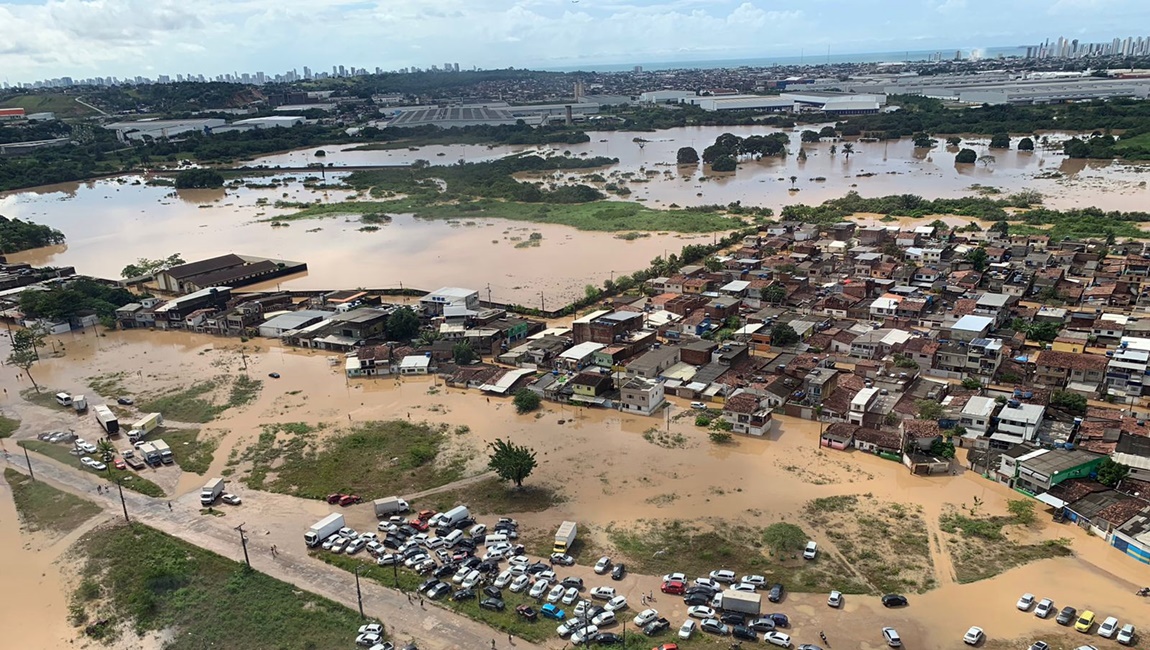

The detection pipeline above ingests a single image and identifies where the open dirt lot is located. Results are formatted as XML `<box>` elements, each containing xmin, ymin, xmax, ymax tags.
<box><xmin>2</xmin><ymin>327</ymin><xmax>1150</xmax><ymax>649</ymax></box>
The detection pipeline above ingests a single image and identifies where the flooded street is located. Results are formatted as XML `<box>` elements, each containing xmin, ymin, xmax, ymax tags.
<box><xmin>2</xmin><ymin>328</ymin><xmax>1149</xmax><ymax>648</ymax></box>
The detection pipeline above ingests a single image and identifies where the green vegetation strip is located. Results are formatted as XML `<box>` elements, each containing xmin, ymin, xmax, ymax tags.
<box><xmin>421</xmin><ymin>476</ymin><xmax>562</xmax><ymax>515</ymax></box>
<box><xmin>137</xmin><ymin>375</ymin><xmax>262</xmax><ymax>424</ymax></box>
<box><xmin>0</xmin><ymin>413</ymin><xmax>19</xmax><ymax>438</ymax></box>
<box><xmin>72</xmin><ymin>524</ymin><xmax>368</xmax><ymax>647</ymax></box>
<box><xmin>18</xmin><ymin>440</ymin><xmax>165</xmax><ymax>497</ymax></box>
<box><xmin>238</xmin><ymin>420</ymin><xmax>465</xmax><ymax>500</ymax></box>
<box><xmin>939</xmin><ymin>502</ymin><xmax>1073</xmax><ymax>584</ymax></box>
<box><xmin>159</xmin><ymin>428</ymin><xmax>217</xmax><ymax>475</ymax></box>
<box><xmin>4</xmin><ymin>468</ymin><xmax>101</xmax><ymax>535</ymax></box>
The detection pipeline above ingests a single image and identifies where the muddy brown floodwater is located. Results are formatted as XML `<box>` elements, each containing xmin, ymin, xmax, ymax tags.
<box><xmin>3</xmin><ymin>328</ymin><xmax>1150</xmax><ymax>648</ymax></box>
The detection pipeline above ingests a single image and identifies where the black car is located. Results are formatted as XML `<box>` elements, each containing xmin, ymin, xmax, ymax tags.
<box><xmin>561</xmin><ymin>577</ymin><xmax>584</xmax><ymax>590</ymax></box>
<box><xmin>383</xmin><ymin>536</ymin><xmax>403</xmax><ymax>550</ymax></box>
<box><xmin>767</xmin><ymin>584</ymin><xmax>785</xmax><ymax>603</ymax></box>
<box><xmin>117</xmin><ymin>397</ymin><xmax>134</xmax><ymax>405</ymax></box>
<box><xmin>881</xmin><ymin>594</ymin><xmax>909</xmax><ymax>608</ymax></box>
<box><xmin>418</xmin><ymin>578</ymin><xmax>438</xmax><ymax>593</ymax></box>
<box><xmin>451</xmin><ymin>588</ymin><xmax>475</xmax><ymax>601</ymax></box>
<box><xmin>433</xmin><ymin>564</ymin><xmax>458</xmax><ymax>579</ymax></box>
<box><xmin>732</xmin><ymin>625</ymin><xmax>758</xmax><ymax>642</ymax></box>
<box><xmin>767</xmin><ymin>613</ymin><xmax>789</xmax><ymax>628</ymax></box>
<box><xmin>586</xmin><ymin>605</ymin><xmax>605</xmax><ymax>621</ymax></box>
<box><xmin>686</xmin><ymin>585</ymin><xmax>718</xmax><ymax>596</ymax></box>
<box><xmin>455</xmin><ymin>539</ymin><xmax>476</xmax><ymax>551</ymax></box>
<box><xmin>476</xmin><ymin>560</ymin><xmax>499</xmax><ymax>574</ymax></box>
<box><xmin>683</xmin><ymin>593</ymin><xmax>711</xmax><ymax>606</ymax></box>
<box><xmin>525</xmin><ymin>562</ymin><xmax>549</xmax><ymax>575</ymax></box>
<box><xmin>482</xmin><ymin>585</ymin><xmax>503</xmax><ymax>600</ymax></box>
<box><xmin>426</xmin><ymin>582</ymin><xmax>451</xmax><ymax>599</ymax></box>
<box><xmin>1056</xmin><ymin>606</ymin><xmax>1077</xmax><ymax>626</ymax></box>
<box><xmin>611</xmin><ymin>563</ymin><xmax>627</xmax><ymax>581</ymax></box>
<box><xmin>643</xmin><ymin>618</ymin><xmax>671</xmax><ymax>636</ymax></box>
<box><xmin>479</xmin><ymin>598</ymin><xmax>505</xmax><ymax>612</ymax></box>
<box><xmin>515</xmin><ymin>604</ymin><xmax>537</xmax><ymax>621</ymax></box>
<box><xmin>460</xmin><ymin>556</ymin><xmax>481</xmax><ymax>569</ymax></box>
<box><xmin>592</xmin><ymin>633</ymin><xmax>623</xmax><ymax>645</ymax></box>
<box><xmin>721</xmin><ymin>612</ymin><xmax>747</xmax><ymax>626</ymax></box>
<box><xmin>398</xmin><ymin>525</ymin><xmax>418</xmax><ymax>537</ymax></box>
<box><xmin>748</xmin><ymin>618</ymin><xmax>776</xmax><ymax>633</ymax></box>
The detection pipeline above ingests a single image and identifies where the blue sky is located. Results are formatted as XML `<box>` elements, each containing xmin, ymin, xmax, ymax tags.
<box><xmin>2</xmin><ymin>0</ymin><xmax>1149</xmax><ymax>82</ymax></box>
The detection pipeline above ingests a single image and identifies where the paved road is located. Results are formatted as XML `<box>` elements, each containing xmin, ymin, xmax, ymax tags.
<box><xmin>5</xmin><ymin>453</ymin><xmax>546</xmax><ymax>650</ymax></box>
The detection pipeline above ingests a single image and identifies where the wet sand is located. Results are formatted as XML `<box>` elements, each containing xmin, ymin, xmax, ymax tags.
<box><xmin>3</xmin><ymin>328</ymin><xmax>1150</xmax><ymax>648</ymax></box>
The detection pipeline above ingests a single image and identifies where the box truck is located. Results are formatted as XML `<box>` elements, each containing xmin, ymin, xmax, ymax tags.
<box><xmin>305</xmin><ymin>513</ymin><xmax>345</xmax><ymax>547</ymax></box>
<box><xmin>554</xmin><ymin>521</ymin><xmax>578</xmax><ymax>554</ymax></box>
<box><xmin>373</xmin><ymin>496</ymin><xmax>410</xmax><ymax>518</ymax></box>
<box><xmin>127</xmin><ymin>412</ymin><xmax>163</xmax><ymax>441</ymax></box>
<box><xmin>72</xmin><ymin>395</ymin><xmax>88</xmax><ymax>413</ymax></box>
<box><xmin>137</xmin><ymin>442</ymin><xmax>162</xmax><ymax>467</ymax></box>
<box><xmin>94</xmin><ymin>405</ymin><xmax>119</xmax><ymax>435</ymax></box>
<box><xmin>200</xmin><ymin>478</ymin><xmax>225</xmax><ymax>506</ymax></box>
<box><xmin>151</xmin><ymin>439</ymin><xmax>173</xmax><ymax>465</ymax></box>
<box><xmin>720</xmin><ymin>590</ymin><xmax>761</xmax><ymax>615</ymax></box>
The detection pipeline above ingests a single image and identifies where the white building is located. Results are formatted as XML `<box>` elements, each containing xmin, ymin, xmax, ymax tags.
<box><xmin>959</xmin><ymin>396</ymin><xmax>998</xmax><ymax>437</ymax></box>
<box><xmin>258</xmin><ymin>310</ymin><xmax>332</xmax><ymax>338</ymax></box>
<box><xmin>420</xmin><ymin>287</ymin><xmax>480</xmax><ymax>316</ymax></box>
<box><xmin>1106</xmin><ymin>337</ymin><xmax>1150</xmax><ymax>403</ymax></box>
<box><xmin>849</xmin><ymin>387</ymin><xmax>880</xmax><ymax>426</ymax></box>
<box><xmin>995</xmin><ymin>401</ymin><xmax>1045</xmax><ymax>444</ymax></box>
<box><xmin>619</xmin><ymin>377</ymin><xmax>666</xmax><ymax>416</ymax></box>
<box><xmin>399</xmin><ymin>355</ymin><xmax>432</xmax><ymax>374</ymax></box>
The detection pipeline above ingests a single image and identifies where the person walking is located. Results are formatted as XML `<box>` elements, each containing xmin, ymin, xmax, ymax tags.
<box><xmin>167</xmin><ymin>501</ymin><xmax>172</xmax><ymax>511</ymax></box>
<box><xmin>507</xmin><ymin>633</ymin><xmax>513</xmax><ymax>645</ymax></box>
<box><xmin>491</xmin><ymin>640</ymin><xmax>496</xmax><ymax>650</ymax></box>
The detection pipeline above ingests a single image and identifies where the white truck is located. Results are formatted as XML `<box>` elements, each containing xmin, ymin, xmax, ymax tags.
<box><xmin>137</xmin><ymin>442</ymin><xmax>162</xmax><ymax>466</ymax></box>
<box><xmin>200</xmin><ymin>478</ymin><xmax>225</xmax><ymax>506</ymax></box>
<box><xmin>720</xmin><ymin>590</ymin><xmax>761</xmax><ymax>615</ymax></box>
<box><xmin>434</xmin><ymin>505</ymin><xmax>470</xmax><ymax>531</ymax></box>
<box><xmin>373</xmin><ymin>496</ymin><xmax>410</xmax><ymax>518</ymax></box>
<box><xmin>127</xmin><ymin>413</ymin><xmax>164</xmax><ymax>442</ymax></box>
<box><xmin>151</xmin><ymin>439</ymin><xmax>173</xmax><ymax>465</ymax></box>
<box><xmin>305</xmin><ymin>513</ymin><xmax>346</xmax><ymax>547</ymax></box>
<box><xmin>554</xmin><ymin>521</ymin><xmax>578</xmax><ymax>554</ymax></box>
<box><xmin>94</xmin><ymin>405</ymin><xmax>119</xmax><ymax>435</ymax></box>
<box><xmin>72</xmin><ymin>395</ymin><xmax>88</xmax><ymax>413</ymax></box>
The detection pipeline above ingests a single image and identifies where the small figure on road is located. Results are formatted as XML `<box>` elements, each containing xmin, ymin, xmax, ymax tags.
<box><xmin>508</xmin><ymin>633</ymin><xmax>512</xmax><ymax>645</ymax></box>
<box><xmin>491</xmin><ymin>640</ymin><xmax>496</xmax><ymax>650</ymax></box>
<box><xmin>271</xmin><ymin>545</ymin><xmax>278</xmax><ymax>557</ymax></box>
<box><xmin>167</xmin><ymin>501</ymin><xmax>172</xmax><ymax>511</ymax></box>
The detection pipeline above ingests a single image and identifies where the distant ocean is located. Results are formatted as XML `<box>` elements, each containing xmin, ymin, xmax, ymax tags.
<box><xmin>544</xmin><ymin>46</ymin><xmax>1029</xmax><ymax>72</ymax></box>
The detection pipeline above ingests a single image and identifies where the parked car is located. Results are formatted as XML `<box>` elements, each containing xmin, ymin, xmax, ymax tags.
<box><xmin>1034</xmin><ymin>598</ymin><xmax>1054</xmax><ymax>618</ymax></box>
<box><xmin>1076</xmin><ymin>611</ymin><xmax>1096</xmax><ymax>633</ymax></box>
<box><xmin>767</xmin><ymin>613</ymin><xmax>790</xmax><ymax>628</ymax></box>
<box><xmin>546</xmin><ymin>584</ymin><xmax>565</xmax><ymax>603</ymax></box>
<box><xmin>356</xmin><ymin>632</ymin><xmax>383</xmax><ymax>647</ymax></box>
<box><xmin>482</xmin><ymin>585</ymin><xmax>502</xmax><ymax>600</ymax></box>
<box><xmin>1027</xmin><ymin>643</ymin><xmax>1049</xmax><ymax>650</ymax></box>
<box><xmin>701</xmin><ymin>619</ymin><xmax>729</xmax><ymax>636</ymax></box>
<box><xmin>733</xmin><ymin>626</ymin><xmax>758</xmax><ymax>642</ymax></box>
<box><xmin>529</xmin><ymin>580</ymin><xmax>551</xmax><ymax>599</ymax></box>
<box><xmin>828</xmin><ymin>590</ymin><xmax>843</xmax><ymax>608</ymax></box>
<box><xmin>882</xmin><ymin>594</ymin><xmax>909</xmax><ymax>608</ymax></box>
<box><xmin>1057</xmin><ymin>606</ymin><xmax>1078</xmax><ymax>626</ymax></box>
<box><xmin>764</xmin><ymin>631</ymin><xmax>792</xmax><ymax>648</ymax></box>
<box><xmin>592</xmin><ymin>633</ymin><xmax>623</xmax><ymax>645</ymax></box>
<box><xmin>540</xmin><ymin>603</ymin><xmax>564</xmax><ymax>620</ymax></box>
<box><xmin>1099</xmin><ymin>617</ymin><xmax>1120</xmax><ymax>639</ymax></box>
<box><xmin>604</xmin><ymin>595</ymin><xmax>627</xmax><ymax>612</ymax></box>
<box><xmin>594</xmin><ymin>557</ymin><xmax>613</xmax><ymax>574</ymax></box>
<box><xmin>592</xmin><ymin>610</ymin><xmax>617</xmax><ymax>627</ymax></box>
<box><xmin>741</xmin><ymin>575</ymin><xmax>767</xmax><ymax>588</ymax></box>
<box><xmin>562</xmin><ymin>587</ymin><xmax>580</xmax><ymax>605</ymax></box>
<box><xmin>561</xmin><ymin>576</ymin><xmax>584</xmax><ymax>590</ymax></box>
<box><xmin>515</xmin><ymin>604</ymin><xmax>537</xmax><ymax>621</ymax></box>
<box><xmin>339</xmin><ymin>494</ymin><xmax>362</xmax><ymax>506</ymax></box>
<box><xmin>479</xmin><ymin>598</ymin><xmax>505</xmax><ymax>611</ymax></box>
<box><xmin>643</xmin><ymin>618</ymin><xmax>671</xmax><ymax>636</ymax></box>
<box><xmin>346</xmin><ymin>538</ymin><xmax>367</xmax><ymax>555</ymax></box>
<box><xmin>749</xmin><ymin>618</ymin><xmax>777</xmax><ymax>633</ymax></box>
<box><xmin>117</xmin><ymin>397</ymin><xmax>134</xmax><ymax>405</ymax></box>
<box><xmin>1116</xmin><ymin>623</ymin><xmax>1136</xmax><ymax>646</ymax></box>
<box><xmin>611</xmin><ymin>563</ymin><xmax>627</xmax><ymax>581</ymax></box>
<box><xmin>709</xmin><ymin>569</ymin><xmax>736</xmax><ymax>583</ymax></box>
<box><xmin>80</xmin><ymin>457</ymin><xmax>106</xmax><ymax>471</ymax></box>
<box><xmin>1017</xmin><ymin>593</ymin><xmax>1036</xmax><ymax>611</ymax></box>
<box><xmin>691</xmin><ymin>402</ymin><xmax>707</xmax><ymax>409</ymax></box>
<box><xmin>451</xmin><ymin>588</ymin><xmax>475</xmax><ymax>601</ymax></box>
<box><xmin>661</xmin><ymin>580</ymin><xmax>686</xmax><ymax>595</ymax></box>
<box><xmin>683</xmin><ymin>593</ymin><xmax>711</xmax><ymax>607</ymax></box>
<box><xmin>883</xmin><ymin>627</ymin><xmax>902</xmax><ymax>647</ymax></box>
<box><xmin>731</xmin><ymin>582</ymin><xmax>757</xmax><ymax>593</ymax></box>
<box><xmin>803</xmin><ymin>541</ymin><xmax>818</xmax><ymax>560</ymax></box>
<box><xmin>590</xmin><ymin>586</ymin><xmax>616</xmax><ymax>600</ymax></box>
<box><xmin>494</xmin><ymin>570</ymin><xmax>513</xmax><ymax>588</ymax></box>
<box><xmin>570</xmin><ymin>624</ymin><xmax>600</xmax><ymax>645</ymax></box>
<box><xmin>688</xmin><ymin>606</ymin><xmax>715</xmax><ymax>619</ymax></box>
<box><xmin>720</xmin><ymin>612</ymin><xmax>747</xmax><ymax>626</ymax></box>
<box><xmin>767</xmin><ymin>583</ymin><xmax>785</xmax><ymax>603</ymax></box>
<box><xmin>509</xmin><ymin>575</ymin><xmax>530</xmax><ymax>593</ymax></box>
<box><xmin>963</xmin><ymin>626</ymin><xmax>985</xmax><ymax>645</ymax></box>
<box><xmin>663</xmin><ymin>572</ymin><xmax>687</xmax><ymax>583</ymax></box>
<box><xmin>550</xmin><ymin>553</ymin><xmax>575</xmax><ymax>566</ymax></box>
<box><xmin>679</xmin><ymin>620</ymin><xmax>697</xmax><ymax>640</ymax></box>
<box><xmin>426</xmin><ymin>582</ymin><xmax>451</xmax><ymax>599</ymax></box>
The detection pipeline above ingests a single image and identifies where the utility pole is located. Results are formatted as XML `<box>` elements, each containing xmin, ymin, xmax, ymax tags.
<box><xmin>486</xmin><ymin>283</ymin><xmax>492</xmax><ymax>306</ymax></box>
<box><xmin>392</xmin><ymin>557</ymin><xmax>400</xmax><ymax>589</ymax></box>
<box><xmin>355</xmin><ymin>564</ymin><xmax>365</xmax><ymax>619</ymax></box>
<box><xmin>22</xmin><ymin>444</ymin><xmax>34</xmax><ymax>481</ymax></box>
<box><xmin>115</xmin><ymin>478</ymin><xmax>129</xmax><ymax>523</ymax></box>
<box><xmin>235</xmin><ymin>523</ymin><xmax>252</xmax><ymax>569</ymax></box>
<box><xmin>539</xmin><ymin>292</ymin><xmax>545</xmax><ymax>313</ymax></box>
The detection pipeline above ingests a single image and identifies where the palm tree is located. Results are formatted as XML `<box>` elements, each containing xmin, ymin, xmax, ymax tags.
<box><xmin>96</xmin><ymin>439</ymin><xmax>116</xmax><ymax>475</ymax></box>
<box><xmin>841</xmin><ymin>143</ymin><xmax>855</xmax><ymax>158</ymax></box>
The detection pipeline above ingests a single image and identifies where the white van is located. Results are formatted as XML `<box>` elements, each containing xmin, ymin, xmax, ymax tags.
<box><xmin>55</xmin><ymin>392</ymin><xmax>73</xmax><ymax>407</ymax></box>
<box><xmin>484</xmin><ymin>533</ymin><xmax>509</xmax><ymax>546</ymax></box>
<box><xmin>442</xmin><ymin>529</ymin><xmax>464</xmax><ymax>548</ymax></box>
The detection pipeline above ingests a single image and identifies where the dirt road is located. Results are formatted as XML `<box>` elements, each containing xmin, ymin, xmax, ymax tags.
<box><xmin>3</xmin><ymin>454</ymin><xmax>543</xmax><ymax>650</ymax></box>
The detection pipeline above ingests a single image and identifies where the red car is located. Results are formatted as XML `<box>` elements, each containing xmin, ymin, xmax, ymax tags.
<box><xmin>661</xmin><ymin>580</ymin><xmax>686</xmax><ymax>595</ymax></box>
<box><xmin>338</xmin><ymin>494</ymin><xmax>362</xmax><ymax>506</ymax></box>
<box><xmin>409</xmin><ymin>518</ymin><xmax>430</xmax><ymax>531</ymax></box>
<box><xmin>653</xmin><ymin>645</ymin><xmax>679</xmax><ymax>650</ymax></box>
<box><xmin>326</xmin><ymin>493</ymin><xmax>342</xmax><ymax>504</ymax></box>
<box><xmin>417</xmin><ymin>509</ymin><xmax>436</xmax><ymax>521</ymax></box>
<box><xmin>114</xmin><ymin>458</ymin><xmax>127</xmax><ymax>470</ymax></box>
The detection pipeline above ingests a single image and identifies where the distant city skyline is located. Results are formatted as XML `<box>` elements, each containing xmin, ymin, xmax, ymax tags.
<box><xmin>2</xmin><ymin>0</ymin><xmax>1150</xmax><ymax>85</ymax></box>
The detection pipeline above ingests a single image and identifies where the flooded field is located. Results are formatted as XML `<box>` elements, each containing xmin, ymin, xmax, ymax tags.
<box><xmin>3</xmin><ymin>328</ymin><xmax>1150</xmax><ymax>648</ymax></box>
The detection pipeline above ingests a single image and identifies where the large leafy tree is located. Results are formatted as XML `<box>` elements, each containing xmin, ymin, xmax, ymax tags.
<box><xmin>121</xmin><ymin>253</ymin><xmax>185</xmax><ymax>279</ymax></box>
<box><xmin>1097</xmin><ymin>458</ymin><xmax>1129</xmax><ymax>487</ymax></box>
<box><xmin>452</xmin><ymin>341</ymin><xmax>477</xmax><ymax>365</ymax></box>
<box><xmin>770</xmin><ymin>323</ymin><xmax>799</xmax><ymax>347</ymax></box>
<box><xmin>513</xmin><ymin>389</ymin><xmax>541</xmax><ymax>414</ymax></box>
<box><xmin>761</xmin><ymin>522</ymin><xmax>806</xmax><ymax>555</ymax></box>
<box><xmin>386</xmin><ymin>307</ymin><xmax>420</xmax><ymax>341</ymax></box>
<box><xmin>487</xmin><ymin>438</ymin><xmax>537</xmax><ymax>488</ymax></box>
<box><xmin>7</xmin><ymin>327</ymin><xmax>45</xmax><ymax>391</ymax></box>
<box><xmin>675</xmin><ymin>146</ymin><xmax>699</xmax><ymax>165</ymax></box>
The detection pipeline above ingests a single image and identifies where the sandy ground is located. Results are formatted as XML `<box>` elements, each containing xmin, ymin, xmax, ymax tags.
<box><xmin>2</xmin><ymin>327</ymin><xmax>1150</xmax><ymax>649</ymax></box>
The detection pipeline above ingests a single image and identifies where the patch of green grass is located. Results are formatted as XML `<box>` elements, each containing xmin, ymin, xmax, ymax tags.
<box><xmin>137</xmin><ymin>375</ymin><xmax>262</xmax><ymax>424</ymax></box>
<box><xmin>159</xmin><ymin>428</ymin><xmax>217</xmax><ymax>475</ymax></box>
<box><xmin>4</xmin><ymin>468</ymin><xmax>101</xmax><ymax>534</ymax></box>
<box><xmin>941</xmin><ymin>507</ymin><xmax>1073</xmax><ymax>583</ymax></box>
<box><xmin>20</xmin><ymin>387</ymin><xmax>63</xmax><ymax>409</ymax></box>
<box><xmin>1</xmin><ymin>94</ymin><xmax>97</xmax><ymax>118</ymax></box>
<box><xmin>238</xmin><ymin>420</ymin><xmax>466</xmax><ymax>500</ymax></box>
<box><xmin>18</xmin><ymin>440</ymin><xmax>165</xmax><ymax>497</ymax></box>
<box><xmin>0</xmin><ymin>413</ymin><xmax>19</xmax><ymax>438</ymax></box>
<box><xmin>74</xmin><ymin>523</ymin><xmax>368</xmax><ymax>648</ymax></box>
<box><xmin>86</xmin><ymin>371</ymin><xmax>129</xmax><ymax>398</ymax></box>
<box><xmin>422</xmin><ymin>477</ymin><xmax>563</xmax><ymax>515</ymax></box>
<box><xmin>227</xmin><ymin>375</ymin><xmax>262</xmax><ymax>408</ymax></box>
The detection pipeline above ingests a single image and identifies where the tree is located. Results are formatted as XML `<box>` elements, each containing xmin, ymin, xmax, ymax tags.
<box><xmin>788</xmin><ymin>175</ymin><xmax>798</xmax><ymax>187</ymax></box>
<box><xmin>675</xmin><ymin>146</ymin><xmax>699</xmax><ymax>165</ymax></box>
<box><xmin>711</xmin><ymin>155</ymin><xmax>737</xmax><ymax>172</ymax></box>
<box><xmin>916</xmin><ymin>400</ymin><xmax>944</xmax><ymax>421</ymax></box>
<box><xmin>818</xmin><ymin>126</ymin><xmax>838</xmax><ymax>139</ymax></box>
<box><xmin>584</xmin><ymin>284</ymin><xmax>602</xmax><ymax>302</ymax></box>
<box><xmin>1050</xmin><ymin>390</ymin><xmax>1087</xmax><ymax>415</ymax></box>
<box><xmin>1017</xmin><ymin>137</ymin><xmax>1035</xmax><ymax>151</ymax></box>
<box><xmin>709</xmin><ymin>431</ymin><xmax>733</xmax><ymax>444</ymax></box>
<box><xmin>946</xmin><ymin>136</ymin><xmax>962</xmax><ymax>146</ymax></box>
<box><xmin>770</xmin><ymin>323</ymin><xmax>799</xmax><ymax>347</ymax></box>
<box><xmin>800</xmin><ymin>130</ymin><xmax>821</xmax><ymax>143</ymax></box>
<box><xmin>1007</xmin><ymin>499</ymin><xmax>1037</xmax><ymax>525</ymax></box>
<box><xmin>487</xmin><ymin>438</ymin><xmax>537</xmax><ymax>488</ymax></box>
<box><xmin>761</xmin><ymin>285</ymin><xmax>787</xmax><ymax>305</ymax></box>
<box><xmin>929</xmin><ymin>437</ymin><xmax>956</xmax><ymax>459</ymax></box>
<box><xmin>120</xmin><ymin>253</ymin><xmax>186</xmax><ymax>279</ymax></box>
<box><xmin>796</xmin><ymin>148</ymin><xmax>807</xmax><ymax>162</ymax></box>
<box><xmin>386</xmin><ymin>307</ymin><xmax>420</xmax><ymax>341</ymax></box>
<box><xmin>965</xmin><ymin>246</ymin><xmax>989</xmax><ymax>271</ymax></box>
<box><xmin>452</xmin><ymin>341</ymin><xmax>477</xmax><ymax>365</ymax></box>
<box><xmin>174</xmin><ymin>168</ymin><xmax>224</xmax><ymax>189</ymax></box>
<box><xmin>761</xmin><ymin>522</ymin><xmax>807</xmax><ymax>555</ymax></box>
<box><xmin>829</xmin><ymin>144</ymin><xmax>837</xmax><ymax>155</ymax></box>
<box><xmin>704</xmin><ymin>257</ymin><xmax>723</xmax><ymax>272</ymax></box>
<box><xmin>961</xmin><ymin>377</ymin><xmax>983</xmax><ymax>390</ymax></box>
<box><xmin>912</xmin><ymin>132</ymin><xmax>935</xmax><ymax>148</ymax></box>
<box><xmin>977</xmin><ymin>154</ymin><xmax>996</xmax><ymax>167</ymax></box>
<box><xmin>1097</xmin><ymin>458</ymin><xmax>1130</xmax><ymax>488</ymax></box>
<box><xmin>955</xmin><ymin>148</ymin><xmax>977</xmax><ymax>164</ymax></box>
<box><xmin>96</xmin><ymin>439</ymin><xmax>117</xmax><ymax>468</ymax></box>
<box><xmin>988</xmin><ymin>132</ymin><xmax>1011</xmax><ymax>149</ymax></box>
<box><xmin>841</xmin><ymin>143</ymin><xmax>854</xmax><ymax>158</ymax></box>
<box><xmin>7</xmin><ymin>327</ymin><xmax>45</xmax><ymax>391</ymax></box>
<box><xmin>314</xmin><ymin>149</ymin><xmax>327</xmax><ymax>157</ymax></box>
<box><xmin>513</xmin><ymin>389</ymin><xmax>541</xmax><ymax>414</ymax></box>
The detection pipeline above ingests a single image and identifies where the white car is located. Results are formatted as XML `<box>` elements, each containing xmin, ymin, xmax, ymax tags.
<box><xmin>633</xmin><ymin>609</ymin><xmax>659</xmax><ymax>627</ymax></box>
<box><xmin>573</xmin><ymin>600</ymin><xmax>592</xmax><ymax>618</ymax></box>
<box><xmin>828</xmin><ymin>590</ymin><xmax>843</xmax><ymax>607</ymax></box>
<box><xmin>550</xmin><ymin>553</ymin><xmax>575</xmax><ymax>566</ymax></box>
<box><xmin>355</xmin><ymin>632</ymin><xmax>382</xmax><ymax>647</ymax></box>
<box><xmin>536</xmin><ymin>569</ymin><xmax>557</xmax><ymax>583</ymax></box>
<box><xmin>765</xmin><ymin>631</ymin><xmax>792</xmax><ymax>648</ymax></box>
<box><xmin>80</xmin><ymin>456</ymin><xmax>107</xmax><ymax>471</ymax></box>
<box><xmin>376</xmin><ymin>553</ymin><xmax>398</xmax><ymax>566</ymax></box>
<box><xmin>691</xmin><ymin>401</ymin><xmax>707</xmax><ymax>409</ymax></box>
<box><xmin>461</xmin><ymin>570</ymin><xmax>481</xmax><ymax>590</ymax></box>
<box><xmin>731</xmin><ymin>582</ymin><xmax>757</xmax><ymax>593</ymax></box>
<box><xmin>322</xmin><ymin>535</ymin><xmax>338</xmax><ymax>551</ymax></box>
<box><xmin>1117</xmin><ymin>623</ymin><xmax>1135</xmax><ymax>646</ymax></box>
<box><xmin>346</xmin><ymin>538</ymin><xmax>367</xmax><ymax>555</ymax></box>
<box><xmin>663</xmin><ymin>572</ymin><xmax>687</xmax><ymax>583</ymax></box>
<box><xmin>570</xmin><ymin>625</ymin><xmax>599</xmax><ymax>646</ymax></box>
<box><xmin>594</xmin><ymin>556</ymin><xmax>613</xmax><ymax>574</ymax></box>
<box><xmin>452</xmin><ymin>566</ymin><xmax>471</xmax><ymax>584</ymax></box>
<box><xmin>529</xmin><ymin>579</ymin><xmax>551</xmax><ymax>599</ymax></box>
<box><xmin>963</xmin><ymin>626</ymin><xmax>984</xmax><ymax>645</ymax></box>
<box><xmin>75</xmin><ymin>439</ymin><xmax>98</xmax><ymax>454</ymax></box>
<box><xmin>679</xmin><ymin>619</ymin><xmax>697</xmax><ymax>640</ymax></box>
<box><xmin>331</xmin><ymin>537</ymin><xmax>349</xmax><ymax>554</ymax></box>
<box><xmin>883</xmin><ymin>627</ymin><xmax>902</xmax><ymax>647</ymax></box>
<box><xmin>803</xmin><ymin>541</ymin><xmax>818</xmax><ymax>560</ymax></box>
<box><xmin>546</xmin><ymin>584</ymin><xmax>565</xmax><ymax>603</ymax></box>
<box><xmin>1034</xmin><ymin>598</ymin><xmax>1054</xmax><ymax>618</ymax></box>
<box><xmin>359</xmin><ymin>623</ymin><xmax>384</xmax><ymax>635</ymax></box>
<box><xmin>1099</xmin><ymin>617</ymin><xmax>1120</xmax><ymax>639</ymax></box>
<box><xmin>494</xmin><ymin>571</ymin><xmax>513</xmax><ymax>588</ymax></box>
<box><xmin>709</xmin><ymin>569</ymin><xmax>736</xmax><ymax>583</ymax></box>
<box><xmin>741</xmin><ymin>575</ymin><xmax>767</xmax><ymax>588</ymax></box>
<box><xmin>689</xmin><ymin>606</ymin><xmax>716</xmax><ymax>619</ymax></box>
<box><xmin>592</xmin><ymin>610</ymin><xmax>616</xmax><ymax>627</ymax></box>
<box><xmin>508</xmin><ymin>554</ymin><xmax>529</xmax><ymax>567</ymax></box>
<box><xmin>1017</xmin><ymin>593</ymin><xmax>1035</xmax><ymax>611</ymax></box>
<box><xmin>404</xmin><ymin>553</ymin><xmax>428</xmax><ymax>568</ymax></box>
<box><xmin>694</xmin><ymin>577</ymin><xmax>722</xmax><ymax>590</ymax></box>
<box><xmin>509</xmin><ymin>575</ymin><xmax>530</xmax><ymax>593</ymax></box>
<box><xmin>482</xmin><ymin>548</ymin><xmax>507</xmax><ymax>561</ymax></box>
<box><xmin>359</xmin><ymin>532</ymin><xmax>378</xmax><ymax>541</ymax></box>
<box><xmin>556</xmin><ymin>620</ymin><xmax>580</xmax><ymax>637</ymax></box>
<box><xmin>561</xmin><ymin>587</ymin><xmax>579</xmax><ymax>605</ymax></box>
<box><xmin>590</xmin><ymin>586</ymin><xmax>616</xmax><ymax>600</ymax></box>
<box><xmin>604</xmin><ymin>595</ymin><xmax>628</xmax><ymax>612</ymax></box>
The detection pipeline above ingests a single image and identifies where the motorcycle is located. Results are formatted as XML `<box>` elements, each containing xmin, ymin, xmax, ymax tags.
<box><xmin>1137</xmin><ymin>587</ymin><xmax>1149</xmax><ymax>596</ymax></box>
